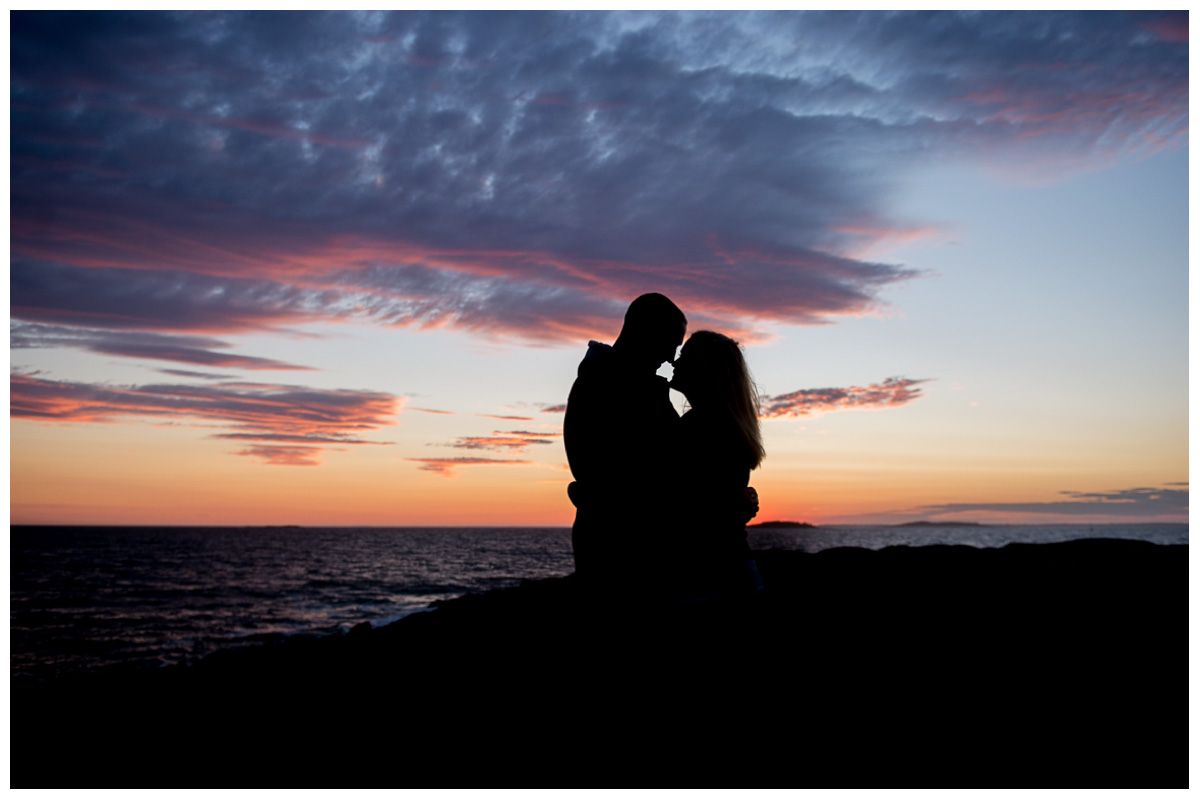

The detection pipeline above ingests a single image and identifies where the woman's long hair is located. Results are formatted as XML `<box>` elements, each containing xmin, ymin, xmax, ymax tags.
<box><xmin>680</xmin><ymin>330</ymin><xmax>766</xmax><ymax>469</ymax></box>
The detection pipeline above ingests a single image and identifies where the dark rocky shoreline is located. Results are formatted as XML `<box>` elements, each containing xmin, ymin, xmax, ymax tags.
<box><xmin>14</xmin><ymin>538</ymin><xmax>1186</xmax><ymax>787</ymax></box>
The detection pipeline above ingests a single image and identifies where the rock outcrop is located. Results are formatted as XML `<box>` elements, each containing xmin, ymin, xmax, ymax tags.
<box><xmin>13</xmin><ymin>539</ymin><xmax>1185</xmax><ymax>786</ymax></box>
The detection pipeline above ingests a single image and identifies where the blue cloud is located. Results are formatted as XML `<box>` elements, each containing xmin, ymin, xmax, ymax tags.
<box><xmin>915</xmin><ymin>486</ymin><xmax>1188</xmax><ymax>519</ymax></box>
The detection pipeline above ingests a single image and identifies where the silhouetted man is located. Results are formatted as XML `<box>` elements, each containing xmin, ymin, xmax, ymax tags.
<box><xmin>564</xmin><ymin>293</ymin><xmax>687</xmax><ymax>583</ymax></box>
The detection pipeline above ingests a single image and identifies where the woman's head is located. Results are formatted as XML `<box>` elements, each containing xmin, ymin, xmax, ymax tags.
<box><xmin>671</xmin><ymin>330</ymin><xmax>765</xmax><ymax>469</ymax></box>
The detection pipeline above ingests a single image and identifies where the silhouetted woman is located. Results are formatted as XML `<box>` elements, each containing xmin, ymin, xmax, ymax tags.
<box><xmin>666</xmin><ymin>330</ymin><xmax>766</xmax><ymax>599</ymax></box>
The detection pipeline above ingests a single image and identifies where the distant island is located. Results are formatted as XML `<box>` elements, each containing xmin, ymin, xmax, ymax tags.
<box><xmin>748</xmin><ymin>520</ymin><xmax>816</xmax><ymax>529</ymax></box>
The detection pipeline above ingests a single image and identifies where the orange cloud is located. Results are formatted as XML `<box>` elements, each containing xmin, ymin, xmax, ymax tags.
<box><xmin>406</xmin><ymin>457</ymin><xmax>532</xmax><ymax>477</ymax></box>
<box><xmin>236</xmin><ymin>445</ymin><xmax>327</xmax><ymax>466</ymax></box>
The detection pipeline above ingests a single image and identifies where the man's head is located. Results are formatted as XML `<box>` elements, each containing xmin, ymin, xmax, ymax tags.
<box><xmin>613</xmin><ymin>293</ymin><xmax>687</xmax><ymax>369</ymax></box>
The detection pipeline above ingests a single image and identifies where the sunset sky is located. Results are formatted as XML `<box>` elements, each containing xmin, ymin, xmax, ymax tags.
<box><xmin>10</xmin><ymin>10</ymin><xmax>1189</xmax><ymax>526</ymax></box>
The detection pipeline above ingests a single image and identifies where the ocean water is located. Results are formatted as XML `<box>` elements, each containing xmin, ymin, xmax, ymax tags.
<box><xmin>10</xmin><ymin>523</ymin><xmax>1187</xmax><ymax>680</ymax></box>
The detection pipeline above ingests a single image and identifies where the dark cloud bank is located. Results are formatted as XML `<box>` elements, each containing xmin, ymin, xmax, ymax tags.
<box><xmin>12</xmin><ymin>11</ymin><xmax>1187</xmax><ymax>343</ymax></box>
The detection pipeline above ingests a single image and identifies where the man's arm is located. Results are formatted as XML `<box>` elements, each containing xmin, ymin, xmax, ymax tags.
<box><xmin>568</xmin><ymin>481</ymin><xmax>755</xmax><ymax>522</ymax></box>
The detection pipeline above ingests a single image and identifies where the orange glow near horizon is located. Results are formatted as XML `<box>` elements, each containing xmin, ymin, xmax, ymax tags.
<box><xmin>12</xmin><ymin>415</ymin><xmax>1186</xmax><ymax>528</ymax></box>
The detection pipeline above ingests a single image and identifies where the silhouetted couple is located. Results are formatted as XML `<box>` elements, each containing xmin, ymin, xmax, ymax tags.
<box><xmin>564</xmin><ymin>293</ymin><xmax>764</xmax><ymax>600</ymax></box>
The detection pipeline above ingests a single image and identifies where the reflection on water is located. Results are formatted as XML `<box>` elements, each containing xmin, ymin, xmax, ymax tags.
<box><xmin>747</xmin><ymin>523</ymin><xmax>1188</xmax><ymax>553</ymax></box>
<box><xmin>12</xmin><ymin>526</ymin><xmax>573</xmax><ymax>679</ymax></box>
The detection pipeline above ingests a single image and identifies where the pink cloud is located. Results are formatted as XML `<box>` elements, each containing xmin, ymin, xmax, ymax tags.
<box><xmin>832</xmin><ymin>222</ymin><xmax>944</xmax><ymax>258</ymax></box>
<box><xmin>450</xmin><ymin>430</ymin><xmax>561</xmax><ymax>453</ymax></box>
<box><xmin>408</xmin><ymin>407</ymin><xmax>535</xmax><ymax>421</ymax></box>
<box><xmin>954</xmin><ymin>76</ymin><xmax>1188</xmax><ymax>164</ymax></box>
<box><xmin>10</xmin><ymin>206</ymin><xmax>911</xmax><ymax>343</ymax></box>
<box><xmin>10</xmin><ymin>371</ymin><xmax>399</xmax><ymax>465</ymax></box>
<box><xmin>761</xmin><ymin>377</ymin><xmax>928</xmax><ymax>419</ymax></box>
<box><xmin>11</xmin><ymin>324</ymin><xmax>317</xmax><ymax>371</ymax></box>
<box><xmin>1141</xmin><ymin>13</ymin><xmax>1188</xmax><ymax>43</ymax></box>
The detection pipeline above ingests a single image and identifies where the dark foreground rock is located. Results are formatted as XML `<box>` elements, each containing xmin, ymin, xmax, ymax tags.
<box><xmin>13</xmin><ymin>538</ymin><xmax>1186</xmax><ymax>787</ymax></box>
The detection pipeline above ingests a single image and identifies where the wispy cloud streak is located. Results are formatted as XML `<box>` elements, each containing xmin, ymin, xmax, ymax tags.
<box><xmin>236</xmin><ymin>445</ymin><xmax>328</xmax><ymax>467</ymax></box>
<box><xmin>11</xmin><ymin>322</ymin><xmax>314</xmax><ymax>370</ymax></box>
<box><xmin>411</xmin><ymin>407</ymin><xmax>535</xmax><ymax>421</ymax></box>
<box><xmin>406</xmin><ymin>456</ymin><xmax>532</xmax><ymax>477</ymax></box>
<box><xmin>156</xmin><ymin>369</ymin><xmax>238</xmax><ymax>380</ymax></box>
<box><xmin>10</xmin><ymin>371</ymin><xmax>399</xmax><ymax>465</ymax></box>
<box><xmin>449</xmin><ymin>430</ymin><xmax>561</xmax><ymax>453</ymax></box>
<box><xmin>761</xmin><ymin>377</ymin><xmax>928</xmax><ymax>418</ymax></box>
<box><xmin>914</xmin><ymin>486</ymin><xmax>1188</xmax><ymax>519</ymax></box>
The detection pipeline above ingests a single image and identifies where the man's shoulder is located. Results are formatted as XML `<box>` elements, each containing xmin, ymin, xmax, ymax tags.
<box><xmin>576</xmin><ymin>340</ymin><xmax>615</xmax><ymax>377</ymax></box>
<box><xmin>567</xmin><ymin>341</ymin><xmax>674</xmax><ymax>423</ymax></box>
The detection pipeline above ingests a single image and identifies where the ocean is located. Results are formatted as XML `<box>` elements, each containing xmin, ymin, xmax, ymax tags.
<box><xmin>10</xmin><ymin>523</ymin><xmax>1187</xmax><ymax>681</ymax></box>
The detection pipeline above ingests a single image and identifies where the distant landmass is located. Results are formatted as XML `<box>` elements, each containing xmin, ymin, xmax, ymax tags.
<box><xmin>896</xmin><ymin>520</ymin><xmax>985</xmax><ymax>527</ymax></box>
<box><xmin>748</xmin><ymin>520</ymin><xmax>816</xmax><ymax>529</ymax></box>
